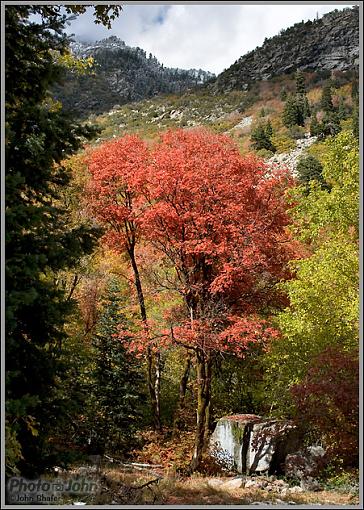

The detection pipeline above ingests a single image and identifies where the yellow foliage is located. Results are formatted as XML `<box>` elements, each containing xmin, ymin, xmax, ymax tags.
<box><xmin>50</xmin><ymin>49</ymin><xmax>95</xmax><ymax>75</ymax></box>
<box><xmin>271</xmin><ymin>129</ymin><xmax>296</xmax><ymax>153</ymax></box>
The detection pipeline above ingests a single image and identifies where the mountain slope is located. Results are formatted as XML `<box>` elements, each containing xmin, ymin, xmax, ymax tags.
<box><xmin>54</xmin><ymin>36</ymin><xmax>215</xmax><ymax>117</ymax></box>
<box><xmin>213</xmin><ymin>7</ymin><xmax>359</xmax><ymax>92</ymax></box>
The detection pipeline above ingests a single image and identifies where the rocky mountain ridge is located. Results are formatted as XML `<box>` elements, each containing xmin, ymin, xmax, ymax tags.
<box><xmin>54</xmin><ymin>36</ymin><xmax>215</xmax><ymax>117</ymax></box>
<box><xmin>213</xmin><ymin>6</ymin><xmax>359</xmax><ymax>92</ymax></box>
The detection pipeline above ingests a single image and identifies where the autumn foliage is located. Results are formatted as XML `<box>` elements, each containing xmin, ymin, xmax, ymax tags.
<box><xmin>86</xmin><ymin>129</ymin><xmax>295</xmax><ymax>353</ymax></box>
<box><xmin>291</xmin><ymin>346</ymin><xmax>359</xmax><ymax>468</ymax></box>
<box><xmin>86</xmin><ymin>128</ymin><xmax>297</xmax><ymax>469</ymax></box>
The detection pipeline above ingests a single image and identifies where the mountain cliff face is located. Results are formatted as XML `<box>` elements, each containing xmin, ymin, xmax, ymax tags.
<box><xmin>213</xmin><ymin>7</ymin><xmax>359</xmax><ymax>92</ymax></box>
<box><xmin>54</xmin><ymin>36</ymin><xmax>215</xmax><ymax>117</ymax></box>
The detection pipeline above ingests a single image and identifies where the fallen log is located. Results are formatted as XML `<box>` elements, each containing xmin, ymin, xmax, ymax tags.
<box><xmin>103</xmin><ymin>455</ymin><xmax>163</xmax><ymax>469</ymax></box>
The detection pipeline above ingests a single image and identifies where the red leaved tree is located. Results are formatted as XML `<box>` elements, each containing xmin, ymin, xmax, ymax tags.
<box><xmin>291</xmin><ymin>346</ymin><xmax>359</xmax><ymax>468</ymax></box>
<box><xmin>139</xmin><ymin>128</ymin><xmax>295</xmax><ymax>470</ymax></box>
<box><xmin>85</xmin><ymin>135</ymin><xmax>162</xmax><ymax>430</ymax></box>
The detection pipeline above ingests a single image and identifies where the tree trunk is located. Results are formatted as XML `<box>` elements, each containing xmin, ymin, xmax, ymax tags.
<box><xmin>190</xmin><ymin>350</ymin><xmax>212</xmax><ymax>472</ymax></box>
<box><xmin>204</xmin><ymin>398</ymin><xmax>211</xmax><ymax>446</ymax></box>
<box><xmin>172</xmin><ymin>351</ymin><xmax>192</xmax><ymax>437</ymax></box>
<box><xmin>155</xmin><ymin>350</ymin><xmax>161</xmax><ymax>429</ymax></box>
<box><xmin>128</xmin><ymin>245</ymin><xmax>161</xmax><ymax>431</ymax></box>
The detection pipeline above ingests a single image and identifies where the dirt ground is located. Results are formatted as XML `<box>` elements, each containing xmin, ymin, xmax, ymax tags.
<box><xmin>59</xmin><ymin>465</ymin><xmax>360</xmax><ymax>506</ymax></box>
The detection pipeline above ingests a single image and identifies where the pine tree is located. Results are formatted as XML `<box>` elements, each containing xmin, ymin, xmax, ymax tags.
<box><xmin>5</xmin><ymin>5</ymin><xmax>120</xmax><ymax>475</ymax></box>
<box><xmin>352</xmin><ymin>104</ymin><xmax>359</xmax><ymax>139</ymax></box>
<box><xmin>89</xmin><ymin>280</ymin><xmax>144</xmax><ymax>453</ymax></box>
<box><xmin>250</xmin><ymin>121</ymin><xmax>276</xmax><ymax>152</ymax></box>
<box><xmin>310</xmin><ymin>114</ymin><xmax>321</xmax><ymax>136</ymax></box>
<box><xmin>266</xmin><ymin>119</ymin><xmax>273</xmax><ymax>137</ymax></box>
<box><xmin>296</xmin><ymin>154</ymin><xmax>329</xmax><ymax>192</ymax></box>
<box><xmin>351</xmin><ymin>77</ymin><xmax>359</xmax><ymax>139</ymax></box>
<box><xmin>351</xmin><ymin>79</ymin><xmax>359</xmax><ymax>104</ymax></box>
<box><xmin>320</xmin><ymin>82</ymin><xmax>334</xmax><ymax>112</ymax></box>
<box><xmin>303</xmin><ymin>95</ymin><xmax>311</xmax><ymax>118</ymax></box>
<box><xmin>295</xmin><ymin>70</ymin><xmax>306</xmax><ymax>95</ymax></box>
<box><xmin>282</xmin><ymin>72</ymin><xmax>310</xmax><ymax>128</ymax></box>
<box><xmin>337</xmin><ymin>97</ymin><xmax>347</xmax><ymax>120</ymax></box>
<box><xmin>282</xmin><ymin>95</ymin><xmax>301</xmax><ymax>128</ymax></box>
<box><xmin>312</xmin><ymin>80</ymin><xmax>341</xmax><ymax>139</ymax></box>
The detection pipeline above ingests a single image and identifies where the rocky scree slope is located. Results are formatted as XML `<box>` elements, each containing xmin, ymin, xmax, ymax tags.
<box><xmin>213</xmin><ymin>7</ymin><xmax>359</xmax><ymax>92</ymax></box>
<box><xmin>53</xmin><ymin>36</ymin><xmax>215</xmax><ymax>118</ymax></box>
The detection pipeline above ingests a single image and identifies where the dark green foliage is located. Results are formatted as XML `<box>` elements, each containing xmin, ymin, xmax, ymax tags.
<box><xmin>5</xmin><ymin>5</ymin><xmax>109</xmax><ymax>475</ymax></box>
<box><xmin>295</xmin><ymin>70</ymin><xmax>306</xmax><ymax>95</ymax></box>
<box><xmin>320</xmin><ymin>111</ymin><xmax>341</xmax><ymax>139</ymax></box>
<box><xmin>337</xmin><ymin>97</ymin><xmax>348</xmax><ymax>121</ymax></box>
<box><xmin>265</xmin><ymin>119</ymin><xmax>273</xmax><ymax>137</ymax></box>
<box><xmin>351</xmin><ymin>79</ymin><xmax>359</xmax><ymax>139</ymax></box>
<box><xmin>288</xmin><ymin>124</ymin><xmax>305</xmax><ymax>140</ymax></box>
<box><xmin>351</xmin><ymin>79</ymin><xmax>359</xmax><ymax>103</ymax></box>
<box><xmin>296</xmin><ymin>155</ymin><xmax>329</xmax><ymax>192</ymax></box>
<box><xmin>282</xmin><ymin>72</ymin><xmax>310</xmax><ymax>129</ymax></box>
<box><xmin>309</xmin><ymin>81</ymin><xmax>341</xmax><ymax>140</ymax></box>
<box><xmin>280</xmin><ymin>87</ymin><xmax>287</xmax><ymax>101</ymax></box>
<box><xmin>259</xmin><ymin>107</ymin><xmax>266</xmax><ymax>117</ymax></box>
<box><xmin>310</xmin><ymin>114</ymin><xmax>321</xmax><ymax>136</ymax></box>
<box><xmin>302</xmin><ymin>95</ymin><xmax>311</xmax><ymax>118</ymax></box>
<box><xmin>87</xmin><ymin>280</ymin><xmax>144</xmax><ymax>454</ymax></box>
<box><xmin>282</xmin><ymin>94</ymin><xmax>305</xmax><ymax>128</ymax></box>
<box><xmin>352</xmin><ymin>104</ymin><xmax>359</xmax><ymax>139</ymax></box>
<box><xmin>250</xmin><ymin>120</ymin><xmax>276</xmax><ymax>152</ymax></box>
<box><xmin>211</xmin><ymin>351</ymin><xmax>266</xmax><ymax>418</ymax></box>
<box><xmin>320</xmin><ymin>82</ymin><xmax>334</xmax><ymax>112</ymax></box>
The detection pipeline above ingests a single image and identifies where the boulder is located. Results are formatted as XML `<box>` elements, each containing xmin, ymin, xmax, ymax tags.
<box><xmin>285</xmin><ymin>446</ymin><xmax>326</xmax><ymax>480</ymax></box>
<box><xmin>220</xmin><ymin>478</ymin><xmax>245</xmax><ymax>491</ymax></box>
<box><xmin>209</xmin><ymin>414</ymin><xmax>261</xmax><ymax>472</ymax></box>
<box><xmin>209</xmin><ymin>414</ymin><xmax>301</xmax><ymax>475</ymax></box>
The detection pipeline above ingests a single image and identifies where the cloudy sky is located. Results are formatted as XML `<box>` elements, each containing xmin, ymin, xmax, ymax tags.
<box><xmin>65</xmin><ymin>3</ymin><xmax>355</xmax><ymax>74</ymax></box>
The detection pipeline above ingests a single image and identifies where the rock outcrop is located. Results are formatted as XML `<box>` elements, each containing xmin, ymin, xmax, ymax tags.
<box><xmin>267</xmin><ymin>135</ymin><xmax>318</xmax><ymax>175</ymax></box>
<box><xmin>209</xmin><ymin>414</ymin><xmax>301</xmax><ymax>475</ymax></box>
<box><xmin>213</xmin><ymin>7</ymin><xmax>359</xmax><ymax>92</ymax></box>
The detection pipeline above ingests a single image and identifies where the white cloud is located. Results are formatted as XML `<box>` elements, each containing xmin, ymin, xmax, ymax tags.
<box><xmin>65</xmin><ymin>4</ymin><xmax>354</xmax><ymax>74</ymax></box>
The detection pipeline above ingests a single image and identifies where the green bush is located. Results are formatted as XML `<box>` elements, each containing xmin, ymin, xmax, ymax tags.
<box><xmin>271</xmin><ymin>131</ymin><xmax>296</xmax><ymax>153</ymax></box>
<box><xmin>288</xmin><ymin>124</ymin><xmax>306</xmax><ymax>139</ymax></box>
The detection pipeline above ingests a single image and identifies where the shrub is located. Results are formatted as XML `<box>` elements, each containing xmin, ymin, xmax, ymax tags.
<box><xmin>296</xmin><ymin>154</ymin><xmax>326</xmax><ymax>188</ymax></box>
<box><xmin>271</xmin><ymin>131</ymin><xmax>296</xmax><ymax>153</ymax></box>
<box><xmin>291</xmin><ymin>347</ymin><xmax>359</xmax><ymax>469</ymax></box>
<box><xmin>256</xmin><ymin>148</ymin><xmax>274</xmax><ymax>159</ymax></box>
<box><xmin>288</xmin><ymin>124</ymin><xmax>306</xmax><ymax>139</ymax></box>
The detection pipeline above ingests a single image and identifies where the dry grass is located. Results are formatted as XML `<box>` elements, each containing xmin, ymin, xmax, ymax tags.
<box><xmin>87</xmin><ymin>469</ymin><xmax>360</xmax><ymax>505</ymax></box>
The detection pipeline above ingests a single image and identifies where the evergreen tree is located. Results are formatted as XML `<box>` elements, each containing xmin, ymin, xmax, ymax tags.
<box><xmin>320</xmin><ymin>82</ymin><xmax>334</xmax><ymax>112</ymax></box>
<box><xmin>312</xmin><ymin>81</ymin><xmax>341</xmax><ymax>139</ymax></box>
<box><xmin>310</xmin><ymin>114</ymin><xmax>321</xmax><ymax>136</ymax></box>
<box><xmin>89</xmin><ymin>280</ymin><xmax>144</xmax><ymax>454</ymax></box>
<box><xmin>5</xmin><ymin>5</ymin><xmax>120</xmax><ymax>475</ymax></box>
<box><xmin>282</xmin><ymin>72</ymin><xmax>310</xmax><ymax>128</ymax></box>
<box><xmin>250</xmin><ymin>121</ymin><xmax>276</xmax><ymax>152</ymax></box>
<box><xmin>351</xmin><ymin>79</ymin><xmax>359</xmax><ymax>104</ymax></box>
<box><xmin>352</xmin><ymin>104</ymin><xmax>359</xmax><ymax>139</ymax></box>
<box><xmin>303</xmin><ymin>95</ymin><xmax>311</xmax><ymax>118</ymax></box>
<box><xmin>266</xmin><ymin>119</ymin><xmax>273</xmax><ymax>137</ymax></box>
<box><xmin>337</xmin><ymin>96</ymin><xmax>347</xmax><ymax>120</ymax></box>
<box><xmin>282</xmin><ymin>95</ymin><xmax>303</xmax><ymax>127</ymax></box>
<box><xmin>295</xmin><ymin>70</ymin><xmax>306</xmax><ymax>95</ymax></box>
<box><xmin>351</xmin><ymin>77</ymin><xmax>359</xmax><ymax>139</ymax></box>
<box><xmin>296</xmin><ymin>154</ymin><xmax>329</xmax><ymax>192</ymax></box>
<box><xmin>320</xmin><ymin>111</ymin><xmax>341</xmax><ymax>138</ymax></box>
